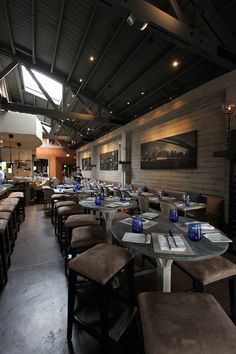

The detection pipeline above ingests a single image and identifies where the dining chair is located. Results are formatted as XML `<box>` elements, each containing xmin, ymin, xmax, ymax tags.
<box><xmin>137</xmin><ymin>195</ymin><xmax>149</xmax><ymax>213</ymax></box>
<box><xmin>159</xmin><ymin>200</ymin><xmax>177</xmax><ymax>215</ymax></box>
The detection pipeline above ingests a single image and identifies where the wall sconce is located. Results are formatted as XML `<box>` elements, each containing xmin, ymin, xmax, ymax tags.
<box><xmin>221</xmin><ymin>103</ymin><xmax>235</xmax><ymax>151</ymax></box>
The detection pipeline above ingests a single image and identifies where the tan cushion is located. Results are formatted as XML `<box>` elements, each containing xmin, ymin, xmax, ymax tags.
<box><xmin>1</xmin><ymin>198</ymin><xmax>19</xmax><ymax>206</ymax></box>
<box><xmin>175</xmin><ymin>256</ymin><xmax>236</xmax><ymax>285</ymax></box>
<box><xmin>64</xmin><ymin>214</ymin><xmax>97</xmax><ymax>228</ymax></box>
<box><xmin>9</xmin><ymin>192</ymin><xmax>24</xmax><ymax>198</ymax></box>
<box><xmin>0</xmin><ymin>219</ymin><xmax>8</xmax><ymax>231</ymax></box>
<box><xmin>0</xmin><ymin>205</ymin><xmax>15</xmax><ymax>213</ymax></box>
<box><xmin>68</xmin><ymin>243</ymin><xmax>134</xmax><ymax>285</ymax></box>
<box><xmin>51</xmin><ymin>194</ymin><xmax>66</xmax><ymax>201</ymax></box>
<box><xmin>71</xmin><ymin>226</ymin><xmax>105</xmax><ymax>248</ymax></box>
<box><xmin>57</xmin><ymin>205</ymin><xmax>81</xmax><ymax>216</ymax></box>
<box><xmin>55</xmin><ymin>201</ymin><xmax>77</xmax><ymax>209</ymax></box>
<box><xmin>0</xmin><ymin>212</ymin><xmax>11</xmax><ymax>220</ymax></box>
<box><xmin>138</xmin><ymin>292</ymin><xmax>236</xmax><ymax>354</ymax></box>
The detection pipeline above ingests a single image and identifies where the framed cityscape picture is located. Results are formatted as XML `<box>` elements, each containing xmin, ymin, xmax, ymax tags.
<box><xmin>141</xmin><ymin>131</ymin><xmax>197</xmax><ymax>169</ymax></box>
<box><xmin>82</xmin><ymin>157</ymin><xmax>91</xmax><ymax>170</ymax></box>
<box><xmin>100</xmin><ymin>150</ymin><xmax>118</xmax><ymax>170</ymax></box>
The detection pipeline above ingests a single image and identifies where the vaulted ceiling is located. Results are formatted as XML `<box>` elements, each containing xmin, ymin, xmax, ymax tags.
<box><xmin>0</xmin><ymin>0</ymin><xmax>236</xmax><ymax>148</ymax></box>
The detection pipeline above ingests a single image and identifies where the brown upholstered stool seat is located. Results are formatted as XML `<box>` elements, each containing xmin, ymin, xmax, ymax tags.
<box><xmin>0</xmin><ymin>211</ymin><xmax>11</xmax><ymax>220</ymax></box>
<box><xmin>67</xmin><ymin>243</ymin><xmax>135</xmax><ymax>351</ymax></box>
<box><xmin>175</xmin><ymin>256</ymin><xmax>236</xmax><ymax>323</ymax></box>
<box><xmin>68</xmin><ymin>243</ymin><xmax>134</xmax><ymax>285</ymax></box>
<box><xmin>175</xmin><ymin>256</ymin><xmax>236</xmax><ymax>285</ymax></box>
<box><xmin>71</xmin><ymin>226</ymin><xmax>105</xmax><ymax>249</ymax></box>
<box><xmin>57</xmin><ymin>205</ymin><xmax>81</xmax><ymax>216</ymax></box>
<box><xmin>1</xmin><ymin>198</ymin><xmax>19</xmax><ymax>206</ymax></box>
<box><xmin>64</xmin><ymin>214</ymin><xmax>97</xmax><ymax>229</ymax></box>
<box><xmin>138</xmin><ymin>292</ymin><xmax>236</xmax><ymax>354</ymax></box>
<box><xmin>0</xmin><ymin>218</ymin><xmax>11</xmax><ymax>286</ymax></box>
<box><xmin>8</xmin><ymin>192</ymin><xmax>24</xmax><ymax>198</ymax></box>
<box><xmin>55</xmin><ymin>200</ymin><xmax>77</xmax><ymax>208</ymax></box>
<box><xmin>51</xmin><ymin>193</ymin><xmax>66</xmax><ymax>200</ymax></box>
<box><xmin>0</xmin><ymin>205</ymin><xmax>15</xmax><ymax>212</ymax></box>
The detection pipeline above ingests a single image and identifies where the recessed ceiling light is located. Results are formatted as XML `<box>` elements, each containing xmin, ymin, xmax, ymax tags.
<box><xmin>67</xmin><ymin>103</ymin><xmax>70</xmax><ymax>106</ymax></box>
<box><xmin>89</xmin><ymin>56</ymin><xmax>95</xmax><ymax>62</ymax></box>
<box><xmin>141</xmin><ymin>91</ymin><xmax>145</xmax><ymax>95</ymax></box>
<box><xmin>72</xmin><ymin>94</ymin><xmax>74</xmax><ymax>98</ymax></box>
<box><xmin>110</xmin><ymin>110</ymin><xmax>113</xmax><ymax>114</ymax></box>
<box><xmin>67</xmin><ymin>118</ymin><xmax>70</xmax><ymax>121</ymax></box>
<box><xmin>72</xmin><ymin>119</ymin><xmax>75</xmax><ymax>122</ymax></box>
<box><xmin>79</xmin><ymin>78</ymin><xmax>83</xmax><ymax>82</ymax></box>
<box><xmin>127</xmin><ymin>101</ymin><xmax>130</xmax><ymax>105</ymax></box>
<box><xmin>172</xmin><ymin>60</ymin><xmax>180</xmax><ymax>68</ymax></box>
<box><xmin>140</xmin><ymin>22</ymin><xmax>148</xmax><ymax>31</ymax></box>
<box><xmin>169</xmin><ymin>96</ymin><xmax>172</xmax><ymax>100</ymax></box>
<box><xmin>149</xmin><ymin>106</ymin><xmax>152</xmax><ymax>110</ymax></box>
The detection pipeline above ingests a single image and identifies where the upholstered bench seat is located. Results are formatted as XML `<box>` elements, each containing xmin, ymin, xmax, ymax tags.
<box><xmin>64</xmin><ymin>214</ymin><xmax>97</xmax><ymax>228</ymax></box>
<box><xmin>71</xmin><ymin>225</ymin><xmax>105</xmax><ymax>249</ymax></box>
<box><xmin>138</xmin><ymin>292</ymin><xmax>236</xmax><ymax>354</ymax></box>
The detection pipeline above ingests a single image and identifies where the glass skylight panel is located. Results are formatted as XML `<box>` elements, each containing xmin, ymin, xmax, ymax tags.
<box><xmin>21</xmin><ymin>66</ymin><xmax>62</xmax><ymax>105</ymax></box>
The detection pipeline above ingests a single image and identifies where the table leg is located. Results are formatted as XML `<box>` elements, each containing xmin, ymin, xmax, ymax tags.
<box><xmin>155</xmin><ymin>257</ymin><xmax>173</xmax><ymax>292</ymax></box>
<box><xmin>102</xmin><ymin>212</ymin><xmax>115</xmax><ymax>244</ymax></box>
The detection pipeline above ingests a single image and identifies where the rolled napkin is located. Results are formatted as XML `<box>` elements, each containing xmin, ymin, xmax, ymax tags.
<box><xmin>157</xmin><ymin>234</ymin><xmax>170</xmax><ymax>251</ymax></box>
<box><xmin>200</xmin><ymin>223</ymin><xmax>215</xmax><ymax>231</ymax></box>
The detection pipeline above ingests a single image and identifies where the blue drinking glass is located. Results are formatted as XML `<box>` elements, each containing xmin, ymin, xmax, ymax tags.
<box><xmin>188</xmin><ymin>223</ymin><xmax>202</xmax><ymax>242</ymax></box>
<box><xmin>95</xmin><ymin>196</ymin><xmax>101</xmax><ymax>206</ymax></box>
<box><xmin>99</xmin><ymin>193</ymin><xmax>104</xmax><ymax>201</ymax></box>
<box><xmin>169</xmin><ymin>209</ymin><xmax>179</xmax><ymax>222</ymax></box>
<box><xmin>120</xmin><ymin>194</ymin><xmax>126</xmax><ymax>202</ymax></box>
<box><xmin>132</xmin><ymin>217</ymin><xmax>143</xmax><ymax>233</ymax></box>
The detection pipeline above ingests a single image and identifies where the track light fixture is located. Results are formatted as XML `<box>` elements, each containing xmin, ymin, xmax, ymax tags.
<box><xmin>126</xmin><ymin>13</ymin><xmax>136</xmax><ymax>26</ymax></box>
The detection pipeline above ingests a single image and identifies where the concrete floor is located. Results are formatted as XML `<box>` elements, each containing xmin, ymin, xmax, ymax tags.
<box><xmin>0</xmin><ymin>205</ymin><xmax>234</xmax><ymax>353</ymax></box>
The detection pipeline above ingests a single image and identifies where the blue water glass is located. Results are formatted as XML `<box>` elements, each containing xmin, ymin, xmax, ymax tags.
<box><xmin>169</xmin><ymin>209</ymin><xmax>179</xmax><ymax>222</ymax></box>
<box><xmin>73</xmin><ymin>185</ymin><xmax>77</xmax><ymax>192</ymax></box>
<box><xmin>95</xmin><ymin>196</ymin><xmax>101</xmax><ymax>206</ymax></box>
<box><xmin>58</xmin><ymin>187</ymin><xmax>62</xmax><ymax>192</ymax></box>
<box><xmin>120</xmin><ymin>194</ymin><xmax>126</xmax><ymax>202</ymax></box>
<box><xmin>132</xmin><ymin>217</ymin><xmax>143</xmax><ymax>233</ymax></box>
<box><xmin>76</xmin><ymin>183</ymin><xmax>80</xmax><ymax>191</ymax></box>
<box><xmin>188</xmin><ymin>223</ymin><xmax>202</xmax><ymax>242</ymax></box>
<box><xmin>99</xmin><ymin>193</ymin><xmax>104</xmax><ymax>201</ymax></box>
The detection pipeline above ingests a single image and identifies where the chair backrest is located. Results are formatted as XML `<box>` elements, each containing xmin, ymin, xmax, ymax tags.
<box><xmin>104</xmin><ymin>186</ymin><xmax>110</xmax><ymax>197</ymax></box>
<box><xmin>51</xmin><ymin>177</ymin><xmax>60</xmax><ymax>187</ymax></box>
<box><xmin>122</xmin><ymin>190</ymin><xmax>131</xmax><ymax>198</ymax></box>
<box><xmin>159</xmin><ymin>200</ymin><xmax>177</xmax><ymax>215</ymax></box>
<box><xmin>114</xmin><ymin>189</ymin><xmax>122</xmax><ymax>197</ymax></box>
<box><xmin>138</xmin><ymin>195</ymin><xmax>149</xmax><ymax>213</ymax></box>
<box><xmin>42</xmin><ymin>187</ymin><xmax>54</xmax><ymax>202</ymax></box>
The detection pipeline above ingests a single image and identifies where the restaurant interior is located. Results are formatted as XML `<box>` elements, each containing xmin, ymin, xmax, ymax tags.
<box><xmin>1</xmin><ymin>1</ymin><xmax>236</xmax><ymax>353</ymax></box>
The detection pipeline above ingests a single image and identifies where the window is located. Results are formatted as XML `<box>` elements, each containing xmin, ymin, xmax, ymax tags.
<box><xmin>21</xmin><ymin>66</ymin><xmax>62</xmax><ymax>105</ymax></box>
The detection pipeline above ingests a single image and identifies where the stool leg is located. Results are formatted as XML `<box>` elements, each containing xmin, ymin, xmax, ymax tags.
<box><xmin>229</xmin><ymin>277</ymin><xmax>236</xmax><ymax>324</ymax></box>
<box><xmin>99</xmin><ymin>285</ymin><xmax>110</xmax><ymax>354</ymax></box>
<box><xmin>67</xmin><ymin>269</ymin><xmax>77</xmax><ymax>342</ymax></box>
<box><xmin>126</xmin><ymin>259</ymin><xmax>135</xmax><ymax>305</ymax></box>
<box><xmin>193</xmin><ymin>280</ymin><xmax>206</xmax><ymax>292</ymax></box>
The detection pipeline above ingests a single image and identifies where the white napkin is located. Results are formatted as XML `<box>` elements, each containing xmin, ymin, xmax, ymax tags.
<box><xmin>200</xmin><ymin>223</ymin><xmax>215</xmax><ymax>231</ymax></box>
<box><xmin>141</xmin><ymin>212</ymin><xmax>159</xmax><ymax>219</ymax></box>
<box><xmin>157</xmin><ymin>234</ymin><xmax>170</xmax><ymax>251</ymax></box>
<box><xmin>203</xmin><ymin>233</ymin><xmax>232</xmax><ymax>242</ymax></box>
<box><xmin>157</xmin><ymin>234</ymin><xmax>186</xmax><ymax>252</ymax></box>
<box><xmin>122</xmin><ymin>232</ymin><xmax>151</xmax><ymax>244</ymax></box>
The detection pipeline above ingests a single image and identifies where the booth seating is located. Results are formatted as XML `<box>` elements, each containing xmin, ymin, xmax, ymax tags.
<box><xmin>138</xmin><ymin>292</ymin><xmax>236</xmax><ymax>354</ymax></box>
<box><xmin>67</xmin><ymin>243</ymin><xmax>135</xmax><ymax>353</ymax></box>
<box><xmin>175</xmin><ymin>256</ymin><xmax>236</xmax><ymax>323</ymax></box>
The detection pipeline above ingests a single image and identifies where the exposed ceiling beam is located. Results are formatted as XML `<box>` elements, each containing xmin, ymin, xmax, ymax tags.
<box><xmin>0</xmin><ymin>45</ymin><xmax>110</xmax><ymax>112</ymax></box>
<box><xmin>108</xmin><ymin>46</ymin><xmax>175</xmax><ymax>107</ymax></box>
<box><xmin>51</xmin><ymin>0</ymin><xmax>66</xmax><ymax>73</ymax></box>
<box><xmin>1</xmin><ymin>102</ymin><xmax>95</xmax><ymax>121</ymax></box>
<box><xmin>0</xmin><ymin>61</ymin><xmax>18</xmax><ymax>81</ymax></box>
<box><xmin>66</xmin><ymin>4</ymin><xmax>98</xmax><ymax>82</ymax></box>
<box><xmin>26</xmin><ymin>66</ymin><xmax>58</xmax><ymax>110</ymax></box>
<box><xmin>110</xmin><ymin>0</ymin><xmax>236</xmax><ymax>70</ymax></box>
<box><xmin>168</xmin><ymin>0</ymin><xmax>191</xmax><ymax>23</ymax></box>
<box><xmin>118</xmin><ymin>59</ymin><xmax>202</xmax><ymax>115</ymax></box>
<box><xmin>95</xmin><ymin>32</ymin><xmax>152</xmax><ymax>99</ymax></box>
<box><xmin>80</xmin><ymin>18</ymin><xmax>125</xmax><ymax>90</ymax></box>
<box><xmin>32</xmin><ymin>0</ymin><xmax>36</xmax><ymax>64</ymax></box>
<box><xmin>191</xmin><ymin>0</ymin><xmax>236</xmax><ymax>50</ymax></box>
<box><xmin>14</xmin><ymin>66</ymin><xmax>24</xmax><ymax>105</ymax></box>
<box><xmin>3</xmin><ymin>0</ymin><xmax>16</xmax><ymax>56</ymax></box>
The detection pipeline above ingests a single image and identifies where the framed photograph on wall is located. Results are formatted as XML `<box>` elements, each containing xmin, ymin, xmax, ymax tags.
<box><xmin>82</xmin><ymin>157</ymin><xmax>91</xmax><ymax>171</ymax></box>
<box><xmin>100</xmin><ymin>150</ymin><xmax>118</xmax><ymax>170</ymax></box>
<box><xmin>141</xmin><ymin>131</ymin><xmax>197</xmax><ymax>169</ymax></box>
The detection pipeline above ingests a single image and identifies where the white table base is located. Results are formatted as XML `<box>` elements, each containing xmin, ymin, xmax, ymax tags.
<box><xmin>156</xmin><ymin>257</ymin><xmax>173</xmax><ymax>292</ymax></box>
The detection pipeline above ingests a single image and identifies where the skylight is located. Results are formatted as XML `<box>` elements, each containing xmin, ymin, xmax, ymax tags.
<box><xmin>21</xmin><ymin>66</ymin><xmax>62</xmax><ymax>105</ymax></box>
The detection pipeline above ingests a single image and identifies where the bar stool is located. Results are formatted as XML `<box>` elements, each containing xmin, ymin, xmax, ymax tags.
<box><xmin>1</xmin><ymin>198</ymin><xmax>20</xmax><ymax>232</ymax></box>
<box><xmin>64</xmin><ymin>214</ymin><xmax>97</xmax><ymax>254</ymax></box>
<box><xmin>51</xmin><ymin>193</ymin><xmax>67</xmax><ymax>223</ymax></box>
<box><xmin>54</xmin><ymin>201</ymin><xmax>78</xmax><ymax>237</ymax></box>
<box><xmin>138</xmin><ymin>292</ymin><xmax>236</xmax><ymax>354</ymax></box>
<box><xmin>0</xmin><ymin>219</ymin><xmax>11</xmax><ymax>287</ymax></box>
<box><xmin>8</xmin><ymin>192</ymin><xmax>25</xmax><ymax>220</ymax></box>
<box><xmin>175</xmin><ymin>256</ymin><xmax>236</xmax><ymax>323</ymax></box>
<box><xmin>67</xmin><ymin>243</ymin><xmax>135</xmax><ymax>353</ymax></box>
<box><xmin>0</xmin><ymin>203</ymin><xmax>18</xmax><ymax>241</ymax></box>
<box><xmin>57</xmin><ymin>205</ymin><xmax>83</xmax><ymax>252</ymax></box>
<box><xmin>0</xmin><ymin>211</ymin><xmax>14</xmax><ymax>252</ymax></box>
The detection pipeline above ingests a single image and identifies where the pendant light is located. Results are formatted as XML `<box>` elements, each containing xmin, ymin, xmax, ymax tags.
<box><xmin>17</xmin><ymin>142</ymin><xmax>21</xmax><ymax>168</ymax></box>
<box><xmin>8</xmin><ymin>134</ymin><xmax>14</xmax><ymax>172</ymax></box>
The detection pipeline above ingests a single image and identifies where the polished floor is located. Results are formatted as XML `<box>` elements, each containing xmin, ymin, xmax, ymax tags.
<box><xmin>0</xmin><ymin>205</ymin><xmax>234</xmax><ymax>353</ymax></box>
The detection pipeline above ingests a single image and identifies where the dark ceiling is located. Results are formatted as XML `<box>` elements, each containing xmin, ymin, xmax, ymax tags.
<box><xmin>0</xmin><ymin>0</ymin><xmax>236</xmax><ymax>148</ymax></box>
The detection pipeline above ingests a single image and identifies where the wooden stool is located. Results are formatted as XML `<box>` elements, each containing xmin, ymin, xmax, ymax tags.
<box><xmin>175</xmin><ymin>256</ymin><xmax>236</xmax><ymax>323</ymax></box>
<box><xmin>138</xmin><ymin>292</ymin><xmax>236</xmax><ymax>354</ymax></box>
<box><xmin>64</xmin><ymin>214</ymin><xmax>97</xmax><ymax>253</ymax></box>
<box><xmin>8</xmin><ymin>192</ymin><xmax>25</xmax><ymax>220</ymax></box>
<box><xmin>0</xmin><ymin>219</ymin><xmax>11</xmax><ymax>288</ymax></box>
<box><xmin>51</xmin><ymin>193</ymin><xmax>66</xmax><ymax>223</ymax></box>
<box><xmin>67</xmin><ymin>243</ymin><xmax>135</xmax><ymax>353</ymax></box>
